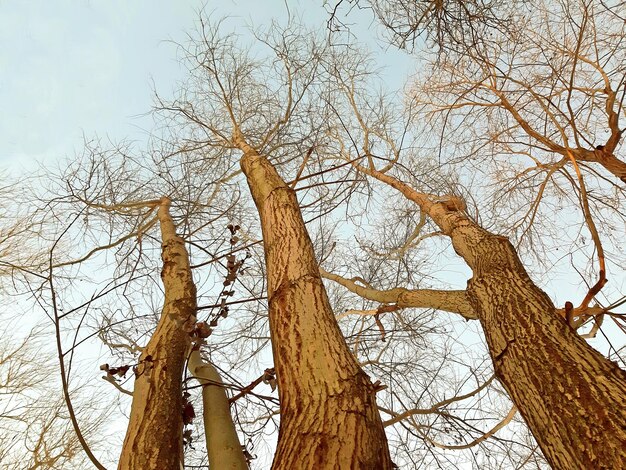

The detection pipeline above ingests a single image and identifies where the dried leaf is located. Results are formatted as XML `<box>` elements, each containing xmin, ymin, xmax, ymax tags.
<box><xmin>182</xmin><ymin>402</ymin><xmax>195</xmax><ymax>425</ymax></box>
<box><xmin>195</xmin><ymin>322</ymin><xmax>212</xmax><ymax>338</ymax></box>
<box><xmin>116</xmin><ymin>365</ymin><xmax>130</xmax><ymax>378</ymax></box>
<box><xmin>268</xmin><ymin>377</ymin><xmax>277</xmax><ymax>392</ymax></box>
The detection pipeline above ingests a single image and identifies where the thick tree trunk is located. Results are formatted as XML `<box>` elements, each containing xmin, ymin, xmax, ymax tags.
<box><xmin>457</xmin><ymin>227</ymin><xmax>626</xmax><ymax>470</ymax></box>
<box><xmin>422</xmin><ymin>203</ymin><xmax>626</xmax><ymax>469</ymax></box>
<box><xmin>187</xmin><ymin>350</ymin><xmax>248</xmax><ymax>469</ymax></box>
<box><xmin>118</xmin><ymin>198</ymin><xmax>197</xmax><ymax>470</ymax></box>
<box><xmin>358</xmin><ymin>166</ymin><xmax>626</xmax><ymax>469</ymax></box>
<box><xmin>236</xmin><ymin>136</ymin><xmax>392</xmax><ymax>470</ymax></box>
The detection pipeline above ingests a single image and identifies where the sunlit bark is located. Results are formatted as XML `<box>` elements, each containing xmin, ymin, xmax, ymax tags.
<box><xmin>355</xmin><ymin>165</ymin><xmax>626</xmax><ymax>469</ymax></box>
<box><xmin>235</xmin><ymin>133</ymin><xmax>392</xmax><ymax>470</ymax></box>
<box><xmin>118</xmin><ymin>197</ymin><xmax>197</xmax><ymax>470</ymax></box>
<box><xmin>320</xmin><ymin>267</ymin><xmax>477</xmax><ymax>320</ymax></box>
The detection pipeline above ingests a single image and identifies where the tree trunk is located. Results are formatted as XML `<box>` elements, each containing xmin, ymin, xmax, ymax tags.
<box><xmin>118</xmin><ymin>197</ymin><xmax>197</xmax><ymax>470</ymax></box>
<box><xmin>458</xmin><ymin>226</ymin><xmax>626</xmax><ymax>470</ymax></box>
<box><xmin>416</xmin><ymin>199</ymin><xmax>626</xmax><ymax>469</ymax></box>
<box><xmin>358</xmin><ymin>166</ymin><xmax>626</xmax><ymax>469</ymax></box>
<box><xmin>236</xmin><ymin>136</ymin><xmax>392</xmax><ymax>470</ymax></box>
<box><xmin>187</xmin><ymin>350</ymin><xmax>248</xmax><ymax>469</ymax></box>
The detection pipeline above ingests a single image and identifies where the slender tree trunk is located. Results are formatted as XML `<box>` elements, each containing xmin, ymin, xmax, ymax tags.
<box><xmin>359</xmin><ymin>166</ymin><xmax>626</xmax><ymax>469</ymax></box>
<box><xmin>236</xmin><ymin>135</ymin><xmax>392</xmax><ymax>470</ymax></box>
<box><xmin>187</xmin><ymin>350</ymin><xmax>248</xmax><ymax>469</ymax></box>
<box><xmin>118</xmin><ymin>197</ymin><xmax>197</xmax><ymax>470</ymax></box>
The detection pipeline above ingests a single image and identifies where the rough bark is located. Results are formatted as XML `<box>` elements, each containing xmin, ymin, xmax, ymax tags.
<box><xmin>358</xmin><ymin>166</ymin><xmax>626</xmax><ymax>469</ymax></box>
<box><xmin>236</xmin><ymin>135</ymin><xmax>392</xmax><ymax>470</ymax></box>
<box><xmin>118</xmin><ymin>197</ymin><xmax>197</xmax><ymax>470</ymax></box>
<box><xmin>450</xmin><ymin>216</ymin><xmax>626</xmax><ymax>470</ymax></box>
<box><xmin>187</xmin><ymin>350</ymin><xmax>248</xmax><ymax>470</ymax></box>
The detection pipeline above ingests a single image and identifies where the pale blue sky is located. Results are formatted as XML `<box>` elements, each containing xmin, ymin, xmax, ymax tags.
<box><xmin>0</xmin><ymin>1</ymin><xmax>412</xmax><ymax>171</ymax></box>
<box><xmin>1</xmin><ymin>1</ymin><xmax>192</xmax><ymax>166</ymax></box>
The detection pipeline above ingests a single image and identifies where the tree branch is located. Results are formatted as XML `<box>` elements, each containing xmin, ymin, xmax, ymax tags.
<box><xmin>320</xmin><ymin>268</ymin><xmax>477</xmax><ymax>320</ymax></box>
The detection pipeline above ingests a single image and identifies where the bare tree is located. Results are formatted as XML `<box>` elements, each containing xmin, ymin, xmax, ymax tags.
<box><xmin>157</xmin><ymin>16</ymin><xmax>550</xmax><ymax>469</ymax></box>
<box><xmin>161</xmin><ymin>10</ymin><xmax>626</xmax><ymax>468</ymax></box>
<box><xmin>0</xmin><ymin>329</ymin><xmax>100</xmax><ymax>469</ymax></box>
<box><xmin>7</xmin><ymin>3</ymin><xmax>626</xmax><ymax>469</ymax></box>
<box><xmin>313</xmin><ymin>13</ymin><xmax>626</xmax><ymax>466</ymax></box>
<box><xmin>325</xmin><ymin>0</ymin><xmax>522</xmax><ymax>53</ymax></box>
<box><xmin>113</xmin><ymin>197</ymin><xmax>196</xmax><ymax>469</ymax></box>
<box><xmin>0</xmin><ymin>175</ymin><xmax>112</xmax><ymax>469</ymax></box>
<box><xmin>156</xmin><ymin>18</ymin><xmax>395</xmax><ymax>468</ymax></box>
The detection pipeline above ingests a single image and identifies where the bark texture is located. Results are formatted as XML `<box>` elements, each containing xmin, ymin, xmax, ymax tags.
<box><xmin>359</xmin><ymin>166</ymin><xmax>626</xmax><ymax>469</ymax></box>
<box><xmin>188</xmin><ymin>350</ymin><xmax>248</xmax><ymax>470</ymax></box>
<box><xmin>118</xmin><ymin>198</ymin><xmax>197</xmax><ymax>470</ymax></box>
<box><xmin>450</xmin><ymin>214</ymin><xmax>626</xmax><ymax>470</ymax></box>
<box><xmin>236</xmin><ymin>136</ymin><xmax>392</xmax><ymax>470</ymax></box>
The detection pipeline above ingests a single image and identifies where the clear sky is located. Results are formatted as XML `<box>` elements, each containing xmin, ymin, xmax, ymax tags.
<box><xmin>1</xmin><ymin>1</ymin><xmax>190</xmax><ymax>168</ymax></box>
<box><xmin>0</xmin><ymin>0</ymin><xmax>412</xmax><ymax>172</ymax></box>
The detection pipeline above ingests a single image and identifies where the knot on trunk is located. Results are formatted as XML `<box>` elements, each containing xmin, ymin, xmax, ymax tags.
<box><xmin>434</xmin><ymin>195</ymin><xmax>467</xmax><ymax>213</ymax></box>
